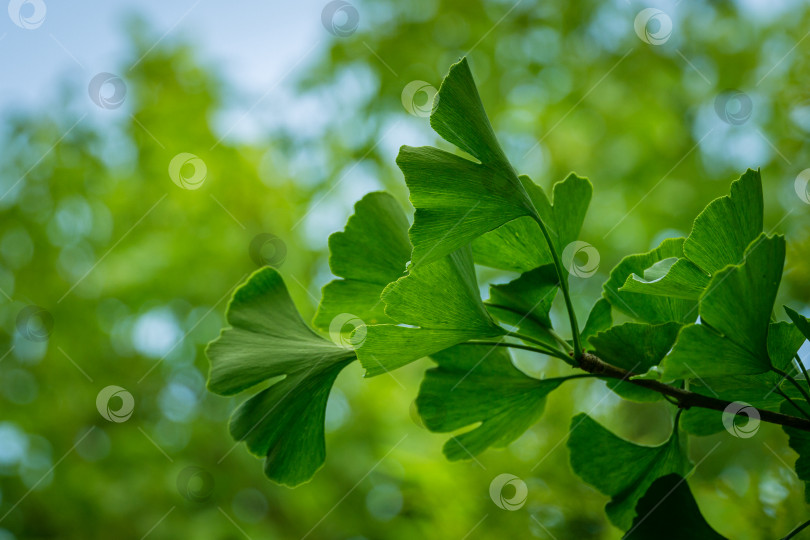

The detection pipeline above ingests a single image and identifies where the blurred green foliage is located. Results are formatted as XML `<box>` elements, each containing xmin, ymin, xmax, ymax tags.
<box><xmin>2</xmin><ymin>1</ymin><xmax>810</xmax><ymax>538</ymax></box>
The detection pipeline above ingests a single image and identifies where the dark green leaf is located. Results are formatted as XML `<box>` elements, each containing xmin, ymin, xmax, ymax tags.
<box><xmin>416</xmin><ymin>344</ymin><xmax>566</xmax><ymax>460</ymax></box>
<box><xmin>206</xmin><ymin>268</ymin><xmax>355</xmax><ymax>486</ymax></box>
<box><xmin>313</xmin><ymin>192</ymin><xmax>411</xmax><ymax>329</ymax></box>
<box><xmin>659</xmin><ymin>234</ymin><xmax>785</xmax><ymax>380</ymax></box>
<box><xmin>624</xmin><ymin>474</ymin><xmax>725</xmax><ymax>539</ymax></box>
<box><xmin>568</xmin><ymin>413</ymin><xmax>688</xmax><ymax>531</ymax></box>
<box><xmin>786</xmin><ymin>306</ymin><xmax>810</xmax><ymax>343</ymax></box>
<box><xmin>589</xmin><ymin>322</ymin><xmax>681</xmax><ymax>402</ymax></box>
<box><xmin>486</xmin><ymin>264</ymin><xmax>559</xmax><ymax>348</ymax></box>
<box><xmin>357</xmin><ymin>245</ymin><xmax>504</xmax><ymax>376</ymax></box>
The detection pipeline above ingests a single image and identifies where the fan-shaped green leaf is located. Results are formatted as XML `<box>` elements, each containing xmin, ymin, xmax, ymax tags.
<box><xmin>659</xmin><ymin>234</ymin><xmax>785</xmax><ymax>380</ymax></box>
<box><xmin>206</xmin><ymin>268</ymin><xmax>355</xmax><ymax>486</ymax></box>
<box><xmin>313</xmin><ymin>192</ymin><xmax>411</xmax><ymax>329</ymax></box>
<box><xmin>568</xmin><ymin>413</ymin><xmax>688</xmax><ymax>531</ymax></box>
<box><xmin>589</xmin><ymin>322</ymin><xmax>681</xmax><ymax>401</ymax></box>
<box><xmin>357</xmin><ymin>245</ymin><xmax>504</xmax><ymax>376</ymax></box>
<box><xmin>604</xmin><ymin>237</ymin><xmax>697</xmax><ymax>324</ymax></box>
<box><xmin>397</xmin><ymin>58</ymin><xmax>539</xmax><ymax>267</ymax></box>
<box><xmin>417</xmin><ymin>344</ymin><xmax>567</xmax><ymax>460</ymax></box>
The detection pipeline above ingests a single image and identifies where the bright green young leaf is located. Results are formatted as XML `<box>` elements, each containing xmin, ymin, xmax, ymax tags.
<box><xmin>472</xmin><ymin>173</ymin><xmax>592</xmax><ymax>272</ymax></box>
<box><xmin>581</xmin><ymin>297</ymin><xmax>613</xmax><ymax>343</ymax></box>
<box><xmin>604</xmin><ymin>237</ymin><xmax>697</xmax><ymax>324</ymax></box>
<box><xmin>624</xmin><ymin>474</ymin><xmax>725</xmax><ymax>539</ymax></box>
<box><xmin>416</xmin><ymin>344</ymin><xmax>567</xmax><ymax>460</ymax></box>
<box><xmin>206</xmin><ymin>268</ymin><xmax>356</xmax><ymax>486</ymax></box>
<box><xmin>397</xmin><ymin>58</ymin><xmax>538</xmax><ymax>267</ymax></box>
<box><xmin>589</xmin><ymin>322</ymin><xmax>681</xmax><ymax>402</ymax></box>
<box><xmin>683</xmin><ymin>169</ymin><xmax>763</xmax><ymax>275</ymax></box>
<box><xmin>357</xmin><ymin>245</ymin><xmax>504</xmax><ymax>376</ymax></box>
<box><xmin>313</xmin><ymin>192</ymin><xmax>411</xmax><ymax>329</ymax></box>
<box><xmin>659</xmin><ymin>234</ymin><xmax>785</xmax><ymax>380</ymax></box>
<box><xmin>568</xmin><ymin>414</ymin><xmax>688</xmax><ymax>531</ymax></box>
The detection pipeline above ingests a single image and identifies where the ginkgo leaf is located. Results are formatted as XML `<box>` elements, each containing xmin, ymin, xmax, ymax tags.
<box><xmin>357</xmin><ymin>245</ymin><xmax>504</xmax><ymax>376</ymax></box>
<box><xmin>397</xmin><ymin>58</ymin><xmax>539</xmax><ymax>267</ymax></box>
<box><xmin>624</xmin><ymin>474</ymin><xmax>725</xmax><ymax>539</ymax></box>
<box><xmin>416</xmin><ymin>344</ymin><xmax>568</xmax><ymax>460</ymax></box>
<box><xmin>486</xmin><ymin>264</ymin><xmax>559</xmax><ymax>349</ymax></box>
<box><xmin>683</xmin><ymin>169</ymin><xmax>763</xmax><ymax>276</ymax></box>
<box><xmin>473</xmin><ymin>174</ymin><xmax>592</xmax><ymax>273</ymax></box>
<box><xmin>589</xmin><ymin>322</ymin><xmax>681</xmax><ymax>402</ymax></box>
<box><xmin>313</xmin><ymin>192</ymin><xmax>411</xmax><ymax>329</ymax></box>
<box><xmin>620</xmin><ymin>257</ymin><xmax>709</xmax><ymax>301</ymax></box>
<box><xmin>568</xmin><ymin>413</ymin><xmax>688</xmax><ymax>531</ymax></box>
<box><xmin>581</xmin><ymin>297</ymin><xmax>613</xmax><ymax>343</ymax></box>
<box><xmin>768</xmin><ymin>320</ymin><xmax>805</xmax><ymax>371</ymax></box>
<box><xmin>659</xmin><ymin>234</ymin><xmax>785</xmax><ymax>380</ymax></box>
<box><xmin>206</xmin><ymin>268</ymin><xmax>356</xmax><ymax>486</ymax></box>
<box><xmin>620</xmin><ymin>170</ymin><xmax>763</xmax><ymax>302</ymax></box>
<box><xmin>786</xmin><ymin>306</ymin><xmax>810</xmax><ymax>344</ymax></box>
<box><xmin>604</xmin><ymin>237</ymin><xmax>698</xmax><ymax>324</ymax></box>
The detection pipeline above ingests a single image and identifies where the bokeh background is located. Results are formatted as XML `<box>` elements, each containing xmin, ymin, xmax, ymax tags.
<box><xmin>1</xmin><ymin>0</ymin><xmax>810</xmax><ymax>538</ymax></box>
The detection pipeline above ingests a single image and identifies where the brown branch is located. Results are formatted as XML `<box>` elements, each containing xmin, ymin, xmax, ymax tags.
<box><xmin>577</xmin><ymin>352</ymin><xmax>810</xmax><ymax>432</ymax></box>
